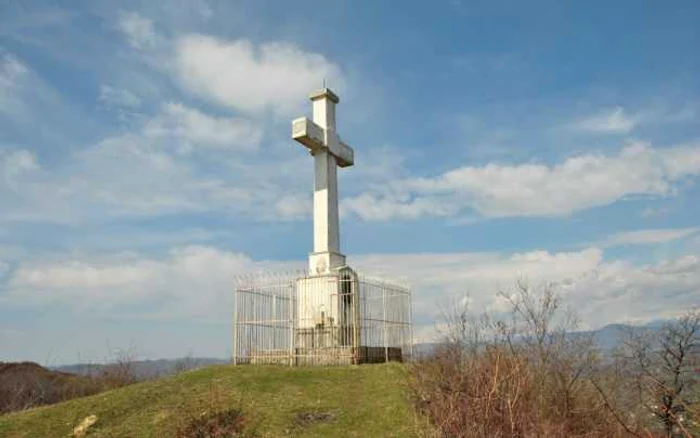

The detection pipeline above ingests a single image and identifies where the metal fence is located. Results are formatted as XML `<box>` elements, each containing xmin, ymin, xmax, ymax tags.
<box><xmin>233</xmin><ymin>268</ymin><xmax>412</xmax><ymax>366</ymax></box>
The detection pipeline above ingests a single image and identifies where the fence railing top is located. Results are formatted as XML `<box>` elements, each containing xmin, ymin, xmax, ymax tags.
<box><xmin>235</xmin><ymin>269</ymin><xmax>411</xmax><ymax>291</ymax></box>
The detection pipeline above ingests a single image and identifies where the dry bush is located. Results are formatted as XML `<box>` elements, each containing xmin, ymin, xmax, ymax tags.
<box><xmin>175</xmin><ymin>408</ymin><xmax>248</xmax><ymax>438</ymax></box>
<box><xmin>96</xmin><ymin>342</ymin><xmax>139</xmax><ymax>388</ymax></box>
<box><xmin>410</xmin><ymin>282</ymin><xmax>637</xmax><ymax>437</ymax></box>
<box><xmin>411</xmin><ymin>345</ymin><xmax>535</xmax><ymax>437</ymax></box>
<box><xmin>411</xmin><ymin>346</ymin><xmax>625</xmax><ymax>437</ymax></box>
<box><xmin>615</xmin><ymin>310</ymin><xmax>699</xmax><ymax>438</ymax></box>
<box><xmin>99</xmin><ymin>354</ymin><xmax>138</xmax><ymax>388</ymax></box>
<box><xmin>174</xmin><ymin>353</ymin><xmax>202</xmax><ymax>375</ymax></box>
<box><xmin>174</xmin><ymin>383</ymin><xmax>256</xmax><ymax>438</ymax></box>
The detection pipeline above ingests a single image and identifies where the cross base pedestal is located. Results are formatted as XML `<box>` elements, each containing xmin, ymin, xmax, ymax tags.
<box><xmin>308</xmin><ymin>251</ymin><xmax>347</xmax><ymax>275</ymax></box>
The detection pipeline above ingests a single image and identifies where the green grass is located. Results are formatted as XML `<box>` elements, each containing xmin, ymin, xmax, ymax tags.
<box><xmin>0</xmin><ymin>363</ymin><xmax>424</xmax><ymax>437</ymax></box>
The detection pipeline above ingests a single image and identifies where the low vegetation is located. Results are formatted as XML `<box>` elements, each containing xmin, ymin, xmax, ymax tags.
<box><xmin>409</xmin><ymin>282</ymin><xmax>699</xmax><ymax>438</ymax></box>
<box><xmin>0</xmin><ymin>348</ymin><xmax>216</xmax><ymax>417</ymax></box>
<box><xmin>0</xmin><ymin>363</ymin><xmax>418</xmax><ymax>437</ymax></box>
<box><xmin>175</xmin><ymin>408</ymin><xmax>248</xmax><ymax>438</ymax></box>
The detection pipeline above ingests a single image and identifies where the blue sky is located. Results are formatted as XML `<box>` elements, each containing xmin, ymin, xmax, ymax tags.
<box><xmin>1</xmin><ymin>0</ymin><xmax>699</xmax><ymax>364</ymax></box>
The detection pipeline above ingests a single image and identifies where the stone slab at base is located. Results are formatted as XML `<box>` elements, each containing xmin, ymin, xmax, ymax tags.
<box><xmin>243</xmin><ymin>347</ymin><xmax>403</xmax><ymax>366</ymax></box>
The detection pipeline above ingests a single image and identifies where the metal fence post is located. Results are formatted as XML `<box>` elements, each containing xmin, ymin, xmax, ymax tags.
<box><xmin>383</xmin><ymin>284</ymin><xmax>388</xmax><ymax>362</ymax></box>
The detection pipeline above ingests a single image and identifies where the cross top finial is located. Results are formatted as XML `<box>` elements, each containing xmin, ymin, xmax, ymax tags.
<box><xmin>309</xmin><ymin>88</ymin><xmax>340</xmax><ymax>104</ymax></box>
<box><xmin>293</xmin><ymin>88</ymin><xmax>351</xmax><ymax>165</ymax></box>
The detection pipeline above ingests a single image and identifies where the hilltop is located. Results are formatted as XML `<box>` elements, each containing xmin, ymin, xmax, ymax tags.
<box><xmin>0</xmin><ymin>363</ymin><xmax>421</xmax><ymax>437</ymax></box>
<box><xmin>0</xmin><ymin>362</ymin><xmax>102</xmax><ymax>415</ymax></box>
<box><xmin>53</xmin><ymin>357</ymin><xmax>229</xmax><ymax>380</ymax></box>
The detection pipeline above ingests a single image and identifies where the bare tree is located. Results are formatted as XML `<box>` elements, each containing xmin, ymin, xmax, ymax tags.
<box><xmin>174</xmin><ymin>352</ymin><xmax>198</xmax><ymax>374</ymax></box>
<box><xmin>436</xmin><ymin>293</ymin><xmax>493</xmax><ymax>358</ymax></box>
<box><xmin>100</xmin><ymin>341</ymin><xmax>139</xmax><ymax>388</ymax></box>
<box><xmin>496</xmin><ymin>281</ymin><xmax>602</xmax><ymax>427</ymax></box>
<box><xmin>410</xmin><ymin>281</ymin><xmax>627</xmax><ymax>437</ymax></box>
<box><xmin>624</xmin><ymin>310</ymin><xmax>699</xmax><ymax>437</ymax></box>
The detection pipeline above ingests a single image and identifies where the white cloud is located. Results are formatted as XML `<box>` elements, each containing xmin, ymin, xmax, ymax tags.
<box><xmin>344</xmin><ymin>142</ymin><xmax>700</xmax><ymax>220</ymax></box>
<box><xmin>559</xmin><ymin>254</ymin><xmax>700</xmax><ymax>326</ymax></box>
<box><xmin>111</xmin><ymin>10</ymin><xmax>346</xmax><ymax>119</ymax></box>
<box><xmin>4</xmin><ymin>246</ymin><xmax>257</xmax><ymax>317</ymax></box>
<box><xmin>144</xmin><ymin>102</ymin><xmax>262</xmax><ymax>151</ymax></box>
<box><xmin>0</xmin><ymin>99</ymin><xmax>306</xmax><ymax>223</ymax></box>
<box><xmin>116</xmin><ymin>12</ymin><xmax>157</xmax><ymax>51</ymax></box>
<box><xmin>342</xmin><ymin>193</ymin><xmax>455</xmax><ymax>221</ymax></box>
<box><xmin>0</xmin><ymin>53</ymin><xmax>29</xmax><ymax>113</ymax></box>
<box><xmin>2</xmin><ymin>149</ymin><xmax>38</xmax><ymax>185</ymax></box>
<box><xmin>0</xmin><ymin>54</ymin><xmax>27</xmax><ymax>84</ymax></box>
<box><xmin>355</xmin><ymin>247</ymin><xmax>700</xmax><ymax>336</ymax></box>
<box><xmin>98</xmin><ymin>85</ymin><xmax>142</xmax><ymax>108</ymax></box>
<box><xmin>574</xmin><ymin>106</ymin><xmax>637</xmax><ymax>133</ymax></box>
<box><xmin>175</xmin><ymin>34</ymin><xmax>344</xmax><ymax>115</ymax></box>
<box><xmin>13</xmin><ymin>260</ymin><xmax>155</xmax><ymax>290</ymax></box>
<box><xmin>2</xmin><ymin>17</ymin><xmax>343</xmax><ymax>225</ymax></box>
<box><xmin>65</xmin><ymin>121</ymin><xmax>262</xmax><ymax>218</ymax></box>
<box><xmin>3</xmin><ymin>245</ymin><xmax>697</xmax><ymax>338</ymax></box>
<box><xmin>656</xmin><ymin>144</ymin><xmax>700</xmax><ymax>178</ymax></box>
<box><xmin>601</xmin><ymin>227</ymin><xmax>699</xmax><ymax>247</ymax></box>
<box><xmin>354</xmin><ymin>248</ymin><xmax>604</xmax><ymax>321</ymax></box>
<box><xmin>275</xmin><ymin>193</ymin><xmax>312</xmax><ymax>220</ymax></box>
<box><xmin>640</xmin><ymin>206</ymin><xmax>672</xmax><ymax>218</ymax></box>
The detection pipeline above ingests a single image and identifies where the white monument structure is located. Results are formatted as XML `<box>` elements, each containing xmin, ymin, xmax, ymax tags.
<box><xmin>292</xmin><ymin>88</ymin><xmax>352</xmax><ymax>275</ymax></box>
<box><xmin>233</xmin><ymin>88</ymin><xmax>412</xmax><ymax>366</ymax></box>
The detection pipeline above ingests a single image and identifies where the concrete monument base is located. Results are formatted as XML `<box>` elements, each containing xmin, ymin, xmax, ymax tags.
<box><xmin>247</xmin><ymin>347</ymin><xmax>404</xmax><ymax>366</ymax></box>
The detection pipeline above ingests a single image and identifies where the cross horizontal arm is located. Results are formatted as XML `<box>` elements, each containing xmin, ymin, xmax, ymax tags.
<box><xmin>291</xmin><ymin>117</ymin><xmax>354</xmax><ymax>167</ymax></box>
<box><xmin>331</xmin><ymin>140</ymin><xmax>354</xmax><ymax>168</ymax></box>
<box><xmin>292</xmin><ymin>117</ymin><xmax>324</xmax><ymax>152</ymax></box>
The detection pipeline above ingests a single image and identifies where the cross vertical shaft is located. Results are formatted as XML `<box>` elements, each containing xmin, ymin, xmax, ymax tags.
<box><xmin>313</xmin><ymin>148</ymin><xmax>340</xmax><ymax>255</ymax></box>
<box><xmin>292</xmin><ymin>88</ymin><xmax>354</xmax><ymax>274</ymax></box>
<box><xmin>312</xmin><ymin>92</ymin><xmax>339</xmax><ymax>258</ymax></box>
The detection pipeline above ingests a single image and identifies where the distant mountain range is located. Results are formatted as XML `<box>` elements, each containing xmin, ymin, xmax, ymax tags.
<box><xmin>49</xmin><ymin>321</ymin><xmax>668</xmax><ymax>375</ymax></box>
<box><xmin>413</xmin><ymin>320</ymin><xmax>665</xmax><ymax>358</ymax></box>
<box><xmin>53</xmin><ymin>357</ymin><xmax>229</xmax><ymax>379</ymax></box>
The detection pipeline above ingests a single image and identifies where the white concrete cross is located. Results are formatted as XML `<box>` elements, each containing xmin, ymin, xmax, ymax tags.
<box><xmin>292</xmin><ymin>88</ymin><xmax>354</xmax><ymax>275</ymax></box>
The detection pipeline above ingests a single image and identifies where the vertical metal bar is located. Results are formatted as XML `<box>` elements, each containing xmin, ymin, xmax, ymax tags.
<box><xmin>383</xmin><ymin>282</ymin><xmax>388</xmax><ymax>362</ymax></box>
<box><xmin>232</xmin><ymin>283</ymin><xmax>237</xmax><ymax>365</ymax></box>
<box><xmin>408</xmin><ymin>287</ymin><xmax>413</xmax><ymax>362</ymax></box>
<box><xmin>289</xmin><ymin>278</ymin><xmax>294</xmax><ymax>366</ymax></box>
<box><xmin>352</xmin><ymin>272</ymin><xmax>359</xmax><ymax>364</ymax></box>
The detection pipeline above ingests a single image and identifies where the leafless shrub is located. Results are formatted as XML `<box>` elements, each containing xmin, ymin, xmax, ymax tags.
<box><xmin>618</xmin><ymin>310</ymin><xmax>699</xmax><ymax>437</ymax></box>
<box><xmin>410</xmin><ymin>281</ymin><xmax>635</xmax><ymax>437</ymax></box>
<box><xmin>175</xmin><ymin>408</ymin><xmax>248</xmax><ymax>438</ymax></box>
<box><xmin>174</xmin><ymin>353</ymin><xmax>199</xmax><ymax>374</ymax></box>
<box><xmin>99</xmin><ymin>343</ymin><xmax>139</xmax><ymax>388</ymax></box>
<box><xmin>174</xmin><ymin>383</ymin><xmax>256</xmax><ymax>437</ymax></box>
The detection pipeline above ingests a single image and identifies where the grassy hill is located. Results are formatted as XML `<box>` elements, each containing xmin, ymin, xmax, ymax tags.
<box><xmin>0</xmin><ymin>362</ymin><xmax>104</xmax><ymax>415</ymax></box>
<box><xmin>0</xmin><ymin>363</ymin><xmax>422</xmax><ymax>437</ymax></box>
